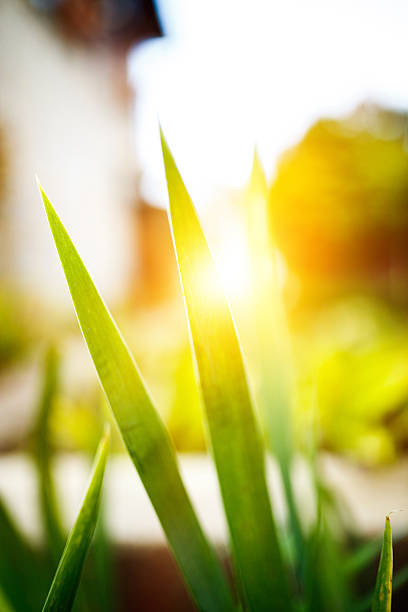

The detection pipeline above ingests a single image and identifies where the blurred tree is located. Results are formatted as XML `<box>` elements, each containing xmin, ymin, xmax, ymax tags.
<box><xmin>268</xmin><ymin>104</ymin><xmax>408</xmax><ymax>464</ymax></box>
<box><xmin>270</xmin><ymin>103</ymin><xmax>408</xmax><ymax>310</ymax></box>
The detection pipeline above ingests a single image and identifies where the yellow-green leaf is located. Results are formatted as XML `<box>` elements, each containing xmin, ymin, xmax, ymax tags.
<box><xmin>161</xmin><ymin>131</ymin><xmax>292</xmax><ymax>611</ymax></box>
<box><xmin>372</xmin><ymin>516</ymin><xmax>393</xmax><ymax>612</ymax></box>
<box><xmin>38</xmin><ymin>182</ymin><xmax>236</xmax><ymax>612</ymax></box>
<box><xmin>42</xmin><ymin>428</ymin><xmax>110</xmax><ymax>611</ymax></box>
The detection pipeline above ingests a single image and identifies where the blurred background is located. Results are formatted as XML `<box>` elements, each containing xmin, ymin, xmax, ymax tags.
<box><xmin>2</xmin><ymin>0</ymin><xmax>408</xmax><ymax>463</ymax></box>
<box><xmin>3</xmin><ymin>0</ymin><xmax>408</xmax><ymax>608</ymax></box>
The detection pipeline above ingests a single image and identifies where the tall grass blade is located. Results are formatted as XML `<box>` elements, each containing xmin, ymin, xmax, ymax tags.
<box><xmin>246</xmin><ymin>151</ymin><xmax>294</xmax><ymax>467</ymax></box>
<box><xmin>33</xmin><ymin>345</ymin><xmax>65</xmax><ymax>564</ymax></box>
<box><xmin>0</xmin><ymin>496</ymin><xmax>49</xmax><ymax>611</ymax></box>
<box><xmin>33</xmin><ymin>346</ymin><xmax>104</xmax><ymax>612</ymax></box>
<box><xmin>304</xmin><ymin>514</ymin><xmax>351</xmax><ymax>612</ymax></box>
<box><xmin>372</xmin><ymin>517</ymin><xmax>393</xmax><ymax>612</ymax></box>
<box><xmin>38</xmin><ymin>182</ymin><xmax>236</xmax><ymax>612</ymax></box>
<box><xmin>246</xmin><ymin>151</ymin><xmax>303</xmax><ymax>569</ymax></box>
<box><xmin>78</xmin><ymin>500</ymin><xmax>116</xmax><ymax>612</ymax></box>
<box><xmin>42</xmin><ymin>429</ymin><xmax>110</xmax><ymax>612</ymax></box>
<box><xmin>0</xmin><ymin>586</ymin><xmax>16</xmax><ymax>612</ymax></box>
<box><xmin>161</xmin><ymin>131</ymin><xmax>292</xmax><ymax>611</ymax></box>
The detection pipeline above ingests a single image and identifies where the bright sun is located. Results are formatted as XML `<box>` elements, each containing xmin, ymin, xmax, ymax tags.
<box><xmin>214</xmin><ymin>223</ymin><xmax>252</xmax><ymax>301</ymax></box>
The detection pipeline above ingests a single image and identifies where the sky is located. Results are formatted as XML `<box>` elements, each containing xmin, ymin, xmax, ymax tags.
<box><xmin>129</xmin><ymin>0</ymin><xmax>408</xmax><ymax>210</ymax></box>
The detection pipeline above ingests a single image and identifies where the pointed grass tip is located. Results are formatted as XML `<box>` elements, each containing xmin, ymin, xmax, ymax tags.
<box><xmin>35</xmin><ymin>174</ymin><xmax>44</xmax><ymax>195</ymax></box>
<box><xmin>35</xmin><ymin>175</ymin><xmax>50</xmax><ymax>210</ymax></box>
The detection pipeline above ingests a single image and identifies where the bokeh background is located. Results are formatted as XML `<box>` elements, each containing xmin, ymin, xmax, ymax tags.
<box><xmin>2</xmin><ymin>0</ymin><xmax>408</xmax><ymax>464</ymax></box>
<box><xmin>4</xmin><ymin>1</ymin><xmax>408</xmax><ymax>610</ymax></box>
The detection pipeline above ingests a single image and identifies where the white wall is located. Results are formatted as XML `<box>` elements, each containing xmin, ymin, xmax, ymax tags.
<box><xmin>0</xmin><ymin>0</ymin><xmax>136</xmax><ymax>308</ymax></box>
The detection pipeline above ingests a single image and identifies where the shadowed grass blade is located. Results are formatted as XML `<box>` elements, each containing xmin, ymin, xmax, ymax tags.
<box><xmin>0</xmin><ymin>586</ymin><xmax>16</xmax><ymax>612</ymax></box>
<box><xmin>304</xmin><ymin>512</ymin><xmax>352</xmax><ymax>612</ymax></box>
<box><xmin>33</xmin><ymin>346</ymin><xmax>65</xmax><ymax>564</ymax></box>
<box><xmin>38</xmin><ymin>182</ymin><xmax>236</xmax><ymax>612</ymax></box>
<box><xmin>86</xmin><ymin>505</ymin><xmax>116</xmax><ymax>612</ymax></box>
<box><xmin>372</xmin><ymin>517</ymin><xmax>392</xmax><ymax>612</ymax></box>
<box><xmin>345</xmin><ymin>539</ymin><xmax>382</xmax><ymax>576</ymax></box>
<box><xmin>393</xmin><ymin>565</ymin><xmax>408</xmax><ymax>594</ymax></box>
<box><xmin>161</xmin><ymin>131</ymin><xmax>292</xmax><ymax>611</ymax></box>
<box><xmin>42</xmin><ymin>429</ymin><xmax>110</xmax><ymax>612</ymax></box>
<box><xmin>0</xmin><ymin>497</ymin><xmax>49</xmax><ymax>611</ymax></box>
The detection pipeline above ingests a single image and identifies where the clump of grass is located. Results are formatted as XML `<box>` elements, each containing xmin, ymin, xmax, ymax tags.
<box><xmin>19</xmin><ymin>135</ymin><xmax>404</xmax><ymax>610</ymax></box>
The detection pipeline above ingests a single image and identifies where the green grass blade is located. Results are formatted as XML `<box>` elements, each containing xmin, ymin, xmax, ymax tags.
<box><xmin>371</xmin><ymin>517</ymin><xmax>392</xmax><ymax>612</ymax></box>
<box><xmin>33</xmin><ymin>346</ymin><xmax>101</xmax><ymax>612</ymax></box>
<box><xmin>0</xmin><ymin>586</ymin><xmax>16</xmax><ymax>612</ymax></box>
<box><xmin>161</xmin><ymin>131</ymin><xmax>292</xmax><ymax>611</ymax></box>
<box><xmin>344</xmin><ymin>539</ymin><xmax>382</xmax><ymax>576</ymax></box>
<box><xmin>246</xmin><ymin>150</ymin><xmax>294</xmax><ymax>468</ymax></box>
<box><xmin>355</xmin><ymin>564</ymin><xmax>408</xmax><ymax>612</ymax></box>
<box><xmin>38</xmin><ymin>182</ymin><xmax>236</xmax><ymax>612</ymax></box>
<box><xmin>78</xmin><ymin>500</ymin><xmax>116</xmax><ymax>612</ymax></box>
<box><xmin>304</xmin><ymin>514</ymin><xmax>351</xmax><ymax>612</ymax></box>
<box><xmin>87</xmin><ymin>505</ymin><xmax>116</xmax><ymax>612</ymax></box>
<box><xmin>247</xmin><ymin>151</ymin><xmax>303</xmax><ymax>571</ymax></box>
<box><xmin>42</xmin><ymin>429</ymin><xmax>110</xmax><ymax>612</ymax></box>
<box><xmin>0</xmin><ymin>497</ymin><xmax>49</xmax><ymax>611</ymax></box>
<box><xmin>33</xmin><ymin>345</ymin><xmax>65</xmax><ymax>564</ymax></box>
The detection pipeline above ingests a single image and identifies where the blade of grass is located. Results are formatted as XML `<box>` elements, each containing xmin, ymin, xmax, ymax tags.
<box><xmin>33</xmin><ymin>345</ymin><xmax>65</xmax><ymax>564</ymax></box>
<box><xmin>304</xmin><ymin>513</ymin><xmax>351</xmax><ymax>612</ymax></box>
<box><xmin>246</xmin><ymin>151</ymin><xmax>303</xmax><ymax>571</ymax></box>
<box><xmin>33</xmin><ymin>345</ymin><xmax>102</xmax><ymax>612</ymax></box>
<box><xmin>345</xmin><ymin>529</ymin><xmax>407</xmax><ymax>577</ymax></box>
<box><xmin>246</xmin><ymin>150</ymin><xmax>295</xmax><ymax>468</ymax></box>
<box><xmin>371</xmin><ymin>516</ymin><xmax>392</xmax><ymax>612</ymax></box>
<box><xmin>0</xmin><ymin>586</ymin><xmax>16</xmax><ymax>612</ymax></box>
<box><xmin>344</xmin><ymin>539</ymin><xmax>382</xmax><ymax>576</ymax></box>
<box><xmin>301</xmin><ymin>389</ymin><xmax>353</xmax><ymax>611</ymax></box>
<box><xmin>38</xmin><ymin>182</ymin><xmax>236</xmax><ymax>612</ymax></box>
<box><xmin>42</xmin><ymin>428</ymin><xmax>110</xmax><ymax>612</ymax></box>
<box><xmin>161</xmin><ymin>131</ymin><xmax>292</xmax><ymax>611</ymax></box>
<box><xmin>82</xmin><ymin>502</ymin><xmax>116</xmax><ymax>612</ymax></box>
<box><xmin>0</xmin><ymin>496</ymin><xmax>49</xmax><ymax>611</ymax></box>
<box><xmin>354</xmin><ymin>564</ymin><xmax>408</xmax><ymax>612</ymax></box>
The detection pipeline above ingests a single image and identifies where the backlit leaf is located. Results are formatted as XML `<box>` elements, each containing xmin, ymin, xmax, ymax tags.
<box><xmin>161</xmin><ymin>131</ymin><xmax>292</xmax><ymax>611</ymax></box>
<box><xmin>38</xmin><ymin>181</ymin><xmax>236</xmax><ymax>612</ymax></box>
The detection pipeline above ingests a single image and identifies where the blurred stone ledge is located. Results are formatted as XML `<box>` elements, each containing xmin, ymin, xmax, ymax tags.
<box><xmin>0</xmin><ymin>453</ymin><xmax>408</xmax><ymax>546</ymax></box>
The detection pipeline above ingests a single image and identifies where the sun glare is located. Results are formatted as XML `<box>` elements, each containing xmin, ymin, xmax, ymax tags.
<box><xmin>213</xmin><ymin>224</ymin><xmax>252</xmax><ymax>301</ymax></box>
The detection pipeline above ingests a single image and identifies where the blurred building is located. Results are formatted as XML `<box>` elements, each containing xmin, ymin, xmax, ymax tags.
<box><xmin>130</xmin><ymin>201</ymin><xmax>180</xmax><ymax>305</ymax></box>
<box><xmin>0</xmin><ymin>0</ymin><xmax>161</xmax><ymax>308</ymax></box>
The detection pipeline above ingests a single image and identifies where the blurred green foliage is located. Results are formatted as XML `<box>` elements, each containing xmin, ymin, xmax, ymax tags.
<box><xmin>30</xmin><ymin>146</ymin><xmax>404</xmax><ymax>612</ymax></box>
<box><xmin>3</xmin><ymin>119</ymin><xmax>408</xmax><ymax>608</ymax></box>
<box><xmin>294</xmin><ymin>298</ymin><xmax>408</xmax><ymax>464</ymax></box>
<box><xmin>0</xmin><ymin>289</ymin><xmax>33</xmax><ymax>370</ymax></box>
<box><xmin>269</xmin><ymin>104</ymin><xmax>408</xmax><ymax>465</ymax></box>
<box><xmin>271</xmin><ymin>104</ymin><xmax>408</xmax><ymax>287</ymax></box>
<box><xmin>0</xmin><ymin>348</ymin><xmax>115</xmax><ymax>612</ymax></box>
<box><xmin>4</xmin><ymin>105</ymin><xmax>408</xmax><ymax>468</ymax></box>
